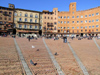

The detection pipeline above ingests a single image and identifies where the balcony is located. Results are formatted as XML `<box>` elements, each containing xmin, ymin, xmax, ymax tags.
<box><xmin>3</xmin><ymin>12</ymin><xmax>9</xmax><ymax>16</ymax></box>
<box><xmin>47</xmin><ymin>23</ymin><xmax>54</xmax><ymax>27</ymax></box>
<box><xmin>17</xmin><ymin>21</ymin><xmax>39</xmax><ymax>24</ymax></box>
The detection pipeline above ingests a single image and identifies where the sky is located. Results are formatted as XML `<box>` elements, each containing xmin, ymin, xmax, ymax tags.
<box><xmin>0</xmin><ymin>0</ymin><xmax>100</xmax><ymax>12</ymax></box>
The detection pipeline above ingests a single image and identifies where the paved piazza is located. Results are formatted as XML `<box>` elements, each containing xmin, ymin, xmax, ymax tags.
<box><xmin>0</xmin><ymin>37</ymin><xmax>100</xmax><ymax>75</ymax></box>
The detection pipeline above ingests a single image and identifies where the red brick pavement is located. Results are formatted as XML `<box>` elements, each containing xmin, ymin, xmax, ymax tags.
<box><xmin>16</xmin><ymin>38</ymin><xmax>58</xmax><ymax>75</ymax></box>
<box><xmin>68</xmin><ymin>38</ymin><xmax>100</xmax><ymax>75</ymax></box>
<box><xmin>45</xmin><ymin>38</ymin><xmax>83</xmax><ymax>75</ymax></box>
<box><xmin>0</xmin><ymin>37</ymin><xmax>25</xmax><ymax>75</ymax></box>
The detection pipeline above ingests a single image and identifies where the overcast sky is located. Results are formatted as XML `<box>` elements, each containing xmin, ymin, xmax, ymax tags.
<box><xmin>0</xmin><ymin>0</ymin><xmax>100</xmax><ymax>12</ymax></box>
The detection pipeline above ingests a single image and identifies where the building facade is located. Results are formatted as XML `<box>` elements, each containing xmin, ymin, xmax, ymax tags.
<box><xmin>57</xmin><ymin>2</ymin><xmax>100</xmax><ymax>37</ymax></box>
<box><xmin>42</xmin><ymin>8</ymin><xmax>58</xmax><ymax>36</ymax></box>
<box><xmin>0</xmin><ymin>2</ymin><xmax>100</xmax><ymax>37</ymax></box>
<box><xmin>0</xmin><ymin>4</ymin><xmax>14</xmax><ymax>35</ymax></box>
<box><xmin>14</xmin><ymin>9</ymin><xmax>42</xmax><ymax>37</ymax></box>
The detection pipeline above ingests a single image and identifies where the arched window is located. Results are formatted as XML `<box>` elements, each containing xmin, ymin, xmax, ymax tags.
<box><xmin>35</xmin><ymin>15</ymin><xmax>38</xmax><ymax>18</ymax></box>
<box><xmin>54</xmin><ymin>27</ymin><xmax>56</xmax><ymax>30</ymax></box>
<box><xmin>25</xmin><ymin>13</ymin><xmax>28</xmax><ymax>17</ymax></box>
<box><xmin>30</xmin><ymin>14</ymin><xmax>33</xmax><ymax>17</ymax></box>
<box><xmin>20</xmin><ymin>12</ymin><xmax>22</xmax><ymax>16</ymax></box>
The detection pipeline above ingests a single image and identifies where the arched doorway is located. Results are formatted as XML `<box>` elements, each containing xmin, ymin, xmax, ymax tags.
<box><xmin>13</xmin><ymin>29</ymin><xmax>16</xmax><ymax>34</ymax></box>
<box><xmin>39</xmin><ymin>30</ymin><xmax>42</xmax><ymax>36</ymax></box>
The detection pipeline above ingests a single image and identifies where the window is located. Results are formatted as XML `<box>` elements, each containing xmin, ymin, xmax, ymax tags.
<box><xmin>77</xmin><ymin>21</ymin><xmax>79</xmax><ymax>23</ymax></box>
<box><xmin>67</xmin><ymin>21</ymin><xmax>69</xmax><ymax>24</ymax></box>
<box><xmin>5</xmin><ymin>18</ymin><xmax>7</xmax><ymax>20</ymax></box>
<box><xmin>92</xmin><ymin>26</ymin><xmax>94</xmax><ymax>28</ymax></box>
<box><xmin>72</xmin><ymin>16</ymin><xmax>74</xmax><ymax>18</ymax></box>
<box><xmin>55</xmin><ymin>10</ymin><xmax>56</xmax><ymax>15</ymax></box>
<box><xmin>72</xmin><ymin>27</ymin><xmax>74</xmax><ymax>29</ymax></box>
<box><xmin>30</xmin><ymin>25</ymin><xmax>32</xmax><ymax>29</ymax></box>
<box><xmin>9</xmin><ymin>12</ymin><xmax>12</xmax><ymax>14</ymax></box>
<box><xmin>35</xmin><ymin>25</ymin><xmax>37</xmax><ymax>29</ymax></box>
<box><xmin>92</xmin><ymin>14</ymin><xmax>94</xmax><ymax>16</ymax></box>
<box><xmin>81</xmin><ymin>21</ymin><xmax>83</xmax><ymax>23</ymax></box>
<box><xmin>72</xmin><ymin>21</ymin><xmax>74</xmax><ymax>23</ymax></box>
<box><xmin>61</xmin><ymin>16</ymin><xmax>63</xmax><ymax>19</ymax></box>
<box><xmin>85</xmin><ymin>26</ymin><xmax>87</xmax><ymax>29</ymax></box>
<box><xmin>9</xmin><ymin>18</ymin><xmax>11</xmax><ymax>21</ymax></box>
<box><xmin>61</xmin><ymin>27</ymin><xmax>63</xmax><ymax>29</ymax></box>
<box><xmin>25</xmin><ymin>18</ymin><xmax>27</xmax><ymax>22</ymax></box>
<box><xmin>81</xmin><ymin>27</ymin><xmax>83</xmax><ymax>29</ymax></box>
<box><xmin>58</xmin><ymin>27</ymin><xmax>60</xmax><ymax>29</ymax></box>
<box><xmin>81</xmin><ymin>16</ymin><xmax>83</xmax><ymax>18</ymax></box>
<box><xmin>67</xmin><ymin>16</ymin><xmax>69</xmax><ymax>19</ymax></box>
<box><xmin>30</xmin><ymin>19</ymin><xmax>32</xmax><ymax>22</ymax></box>
<box><xmin>72</xmin><ymin>8</ymin><xmax>74</xmax><ymax>10</ymax></box>
<box><xmin>58</xmin><ymin>16</ymin><xmax>60</xmax><ymax>19</ymax></box>
<box><xmin>40</xmin><ymin>20</ymin><xmax>42</xmax><ymax>23</ymax></box>
<box><xmin>0</xmin><ymin>21</ymin><xmax>2</xmax><ymax>24</ymax></box>
<box><xmin>35</xmin><ymin>19</ymin><xmax>37</xmax><ymax>23</ymax></box>
<box><xmin>55</xmin><ymin>18</ymin><xmax>56</xmax><ymax>20</ymax></box>
<box><xmin>20</xmin><ymin>13</ymin><xmax>22</xmax><ymax>16</ymax></box>
<box><xmin>64</xmin><ymin>16</ymin><xmax>66</xmax><ymax>19</ymax></box>
<box><xmin>92</xmin><ymin>20</ymin><xmax>94</xmax><ymax>22</ymax></box>
<box><xmin>96</xmin><ymin>13</ymin><xmax>99</xmax><ymax>15</ymax></box>
<box><xmin>61</xmin><ymin>21</ymin><xmax>63</xmax><ymax>23</ymax></box>
<box><xmin>54</xmin><ymin>22</ymin><xmax>57</xmax><ymax>25</ymax></box>
<box><xmin>89</xmin><ymin>20</ymin><xmax>91</xmax><ymax>23</ymax></box>
<box><xmin>85</xmin><ymin>30</ymin><xmax>87</xmax><ymax>32</ymax></box>
<box><xmin>96</xmin><ymin>29</ymin><xmax>98</xmax><ymax>31</ymax></box>
<box><xmin>19</xmin><ymin>24</ymin><xmax>22</xmax><ymax>28</ymax></box>
<box><xmin>25</xmin><ymin>14</ymin><xmax>28</xmax><ymax>17</ymax></box>
<box><xmin>14</xmin><ymin>24</ymin><xmax>16</xmax><ymax>28</ymax></box>
<box><xmin>40</xmin><ymin>26</ymin><xmax>42</xmax><ymax>29</ymax></box>
<box><xmin>67</xmin><ymin>27</ymin><xmax>69</xmax><ymax>29</ymax></box>
<box><xmin>72</xmin><ymin>12</ymin><xmax>74</xmax><ymax>14</ymax></box>
<box><xmin>35</xmin><ymin>15</ymin><xmax>38</xmax><ymax>18</ymax></box>
<box><xmin>24</xmin><ymin>25</ymin><xmax>27</xmax><ymax>29</ymax></box>
<box><xmin>64</xmin><ymin>27</ymin><xmax>66</xmax><ymax>29</ymax></box>
<box><xmin>77</xmin><ymin>16</ymin><xmax>79</xmax><ymax>18</ymax></box>
<box><xmin>85</xmin><ymin>15</ymin><xmax>87</xmax><ymax>18</ymax></box>
<box><xmin>96</xmin><ymin>19</ymin><xmax>99</xmax><ymax>22</ymax></box>
<box><xmin>40</xmin><ymin>16</ymin><xmax>42</xmax><ymax>19</ymax></box>
<box><xmin>96</xmin><ymin>25</ymin><xmax>99</xmax><ymax>27</ymax></box>
<box><xmin>19</xmin><ymin>18</ymin><xmax>22</xmax><ymax>21</ymax></box>
<box><xmin>44</xmin><ymin>16</ymin><xmax>46</xmax><ymax>19</ymax></box>
<box><xmin>58</xmin><ymin>21</ymin><xmax>60</xmax><ymax>24</ymax></box>
<box><xmin>51</xmin><ymin>17</ymin><xmax>53</xmax><ymax>19</ymax></box>
<box><xmin>81</xmin><ymin>30</ymin><xmax>83</xmax><ymax>32</ymax></box>
<box><xmin>48</xmin><ymin>17</ymin><xmax>49</xmax><ymax>19</ymax></box>
<box><xmin>64</xmin><ymin>21</ymin><xmax>66</xmax><ymax>24</ymax></box>
<box><xmin>77</xmin><ymin>27</ymin><xmax>79</xmax><ymax>29</ymax></box>
<box><xmin>9</xmin><ymin>15</ymin><xmax>11</xmax><ymax>17</ymax></box>
<box><xmin>64</xmin><ymin>30</ymin><xmax>66</xmax><ymax>33</ymax></box>
<box><xmin>89</xmin><ymin>14</ymin><xmax>91</xmax><ymax>17</ymax></box>
<box><xmin>4</xmin><ymin>12</ymin><xmax>7</xmax><ymax>14</ymax></box>
<box><xmin>15</xmin><ymin>13</ymin><xmax>17</xmax><ymax>16</ymax></box>
<box><xmin>89</xmin><ymin>26</ymin><xmax>91</xmax><ymax>28</ymax></box>
<box><xmin>30</xmin><ymin>14</ymin><xmax>33</xmax><ymax>17</ymax></box>
<box><xmin>4</xmin><ymin>22</ymin><xmax>6</xmax><ymax>24</ymax></box>
<box><xmin>85</xmin><ymin>20</ymin><xmax>87</xmax><ymax>23</ymax></box>
<box><xmin>72</xmin><ymin>5</ymin><xmax>74</xmax><ymax>7</ymax></box>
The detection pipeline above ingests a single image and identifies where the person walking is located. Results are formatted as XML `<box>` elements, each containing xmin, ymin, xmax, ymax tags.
<box><xmin>28</xmin><ymin>35</ymin><xmax>30</xmax><ymax>41</ymax></box>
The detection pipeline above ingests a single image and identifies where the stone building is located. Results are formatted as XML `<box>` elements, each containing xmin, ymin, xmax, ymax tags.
<box><xmin>14</xmin><ymin>8</ymin><xmax>42</xmax><ymax>37</ymax></box>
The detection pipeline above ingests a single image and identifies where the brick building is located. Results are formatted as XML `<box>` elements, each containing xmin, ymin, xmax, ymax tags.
<box><xmin>57</xmin><ymin>2</ymin><xmax>100</xmax><ymax>37</ymax></box>
<box><xmin>0</xmin><ymin>4</ymin><xmax>14</xmax><ymax>36</ymax></box>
